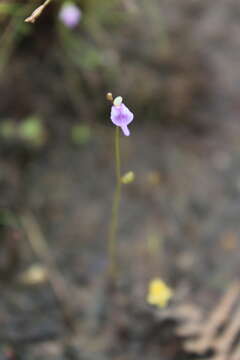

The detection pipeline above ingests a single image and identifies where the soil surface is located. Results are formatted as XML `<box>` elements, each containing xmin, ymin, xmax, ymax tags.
<box><xmin>1</xmin><ymin>120</ymin><xmax>240</xmax><ymax>360</ymax></box>
<box><xmin>1</xmin><ymin>1</ymin><xmax>240</xmax><ymax>359</ymax></box>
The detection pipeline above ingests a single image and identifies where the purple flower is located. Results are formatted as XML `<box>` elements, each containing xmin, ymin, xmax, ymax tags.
<box><xmin>111</xmin><ymin>99</ymin><xmax>134</xmax><ymax>136</ymax></box>
<box><xmin>59</xmin><ymin>3</ymin><xmax>81</xmax><ymax>28</ymax></box>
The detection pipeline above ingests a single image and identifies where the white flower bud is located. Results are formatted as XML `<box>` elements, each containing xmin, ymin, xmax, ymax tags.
<box><xmin>113</xmin><ymin>96</ymin><xmax>123</xmax><ymax>107</ymax></box>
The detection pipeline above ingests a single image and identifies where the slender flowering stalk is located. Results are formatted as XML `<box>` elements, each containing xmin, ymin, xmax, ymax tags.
<box><xmin>107</xmin><ymin>93</ymin><xmax>134</xmax><ymax>279</ymax></box>
<box><xmin>108</xmin><ymin>126</ymin><xmax>121</xmax><ymax>278</ymax></box>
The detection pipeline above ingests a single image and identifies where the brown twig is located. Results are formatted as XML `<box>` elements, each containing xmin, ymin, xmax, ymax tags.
<box><xmin>25</xmin><ymin>0</ymin><xmax>53</xmax><ymax>23</ymax></box>
<box><xmin>184</xmin><ymin>282</ymin><xmax>240</xmax><ymax>354</ymax></box>
<box><xmin>20</xmin><ymin>212</ymin><xmax>76</xmax><ymax>331</ymax></box>
<box><xmin>0</xmin><ymin>2</ymin><xmax>33</xmax><ymax>73</ymax></box>
<box><xmin>231</xmin><ymin>342</ymin><xmax>240</xmax><ymax>360</ymax></box>
<box><xmin>172</xmin><ymin>282</ymin><xmax>240</xmax><ymax>360</ymax></box>
<box><xmin>214</xmin><ymin>306</ymin><xmax>240</xmax><ymax>357</ymax></box>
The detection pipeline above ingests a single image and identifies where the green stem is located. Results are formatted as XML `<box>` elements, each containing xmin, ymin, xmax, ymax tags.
<box><xmin>108</xmin><ymin>126</ymin><xmax>121</xmax><ymax>279</ymax></box>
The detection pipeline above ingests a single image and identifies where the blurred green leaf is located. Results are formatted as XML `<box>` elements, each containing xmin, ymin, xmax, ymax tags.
<box><xmin>74</xmin><ymin>45</ymin><xmax>103</xmax><ymax>69</ymax></box>
<box><xmin>71</xmin><ymin>124</ymin><xmax>91</xmax><ymax>145</ymax></box>
<box><xmin>60</xmin><ymin>27</ymin><xmax>104</xmax><ymax>70</ymax></box>
<box><xmin>0</xmin><ymin>210</ymin><xmax>18</xmax><ymax>227</ymax></box>
<box><xmin>19</xmin><ymin>116</ymin><xmax>45</xmax><ymax>146</ymax></box>
<box><xmin>0</xmin><ymin>3</ymin><xmax>19</xmax><ymax>15</ymax></box>
<box><xmin>83</xmin><ymin>0</ymin><xmax>121</xmax><ymax>26</ymax></box>
<box><xmin>0</xmin><ymin>120</ymin><xmax>16</xmax><ymax>139</ymax></box>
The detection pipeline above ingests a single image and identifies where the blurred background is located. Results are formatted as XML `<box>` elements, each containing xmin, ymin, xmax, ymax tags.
<box><xmin>1</xmin><ymin>1</ymin><xmax>240</xmax><ymax>359</ymax></box>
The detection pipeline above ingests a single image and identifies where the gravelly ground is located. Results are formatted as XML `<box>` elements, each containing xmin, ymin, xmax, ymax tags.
<box><xmin>1</xmin><ymin>0</ymin><xmax>240</xmax><ymax>358</ymax></box>
<box><xmin>1</xmin><ymin>118</ymin><xmax>240</xmax><ymax>359</ymax></box>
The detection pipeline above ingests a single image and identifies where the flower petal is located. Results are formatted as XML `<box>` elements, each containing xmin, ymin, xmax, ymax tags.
<box><xmin>111</xmin><ymin>103</ymin><xmax>134</xmax><ymax>126</ymax></box>
<box><xmin>121</xmin><ymin>124</ymin><xmax>130</xmax><ymax>136</ymax></box>
<box><xmin>59</xmin><ymin>3</ymin><xmax>81</xmax><ymax>28</ymax></box>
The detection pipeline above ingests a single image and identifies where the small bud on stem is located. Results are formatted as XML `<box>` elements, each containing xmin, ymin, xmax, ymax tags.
<box><xmin>121</xmin><ymin>171</ymin><xmax>135</xmax><ymax>184</ymax></box>
<box><xmin>106</xmin><ymin>92</ymin><xmax>113</xmax><ymax>102</ymax></box>
<box><xmin>113</xmin><ymin>96</ymin><xmax>123</xmax><ymax>107</ymax></box>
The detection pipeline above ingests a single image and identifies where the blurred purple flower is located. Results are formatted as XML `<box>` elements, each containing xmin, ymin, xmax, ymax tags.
<box><xmin>59</xmin><ymin>3</ymin><xmax>81</xmax><ymax>28</ymax></box>
<box><xmin>111</xmin><ymin>102</ymin><xmax>134</xmax><ymax>136</ymax></box>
